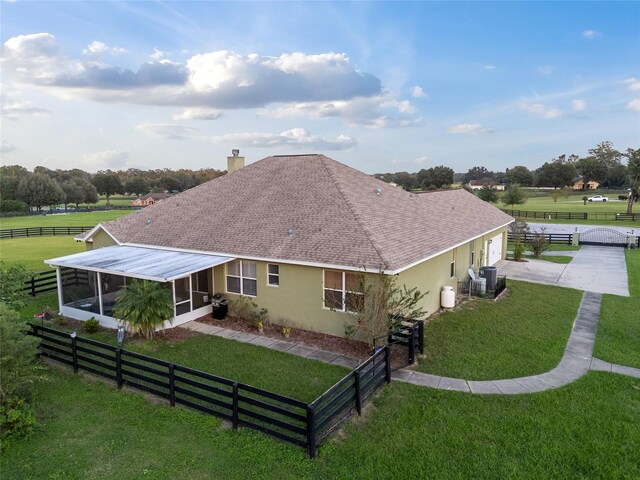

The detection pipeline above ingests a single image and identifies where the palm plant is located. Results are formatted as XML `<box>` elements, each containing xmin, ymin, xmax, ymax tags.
<box><xmin>114</xmin><ymin>280</ymin><xmax>174</xmax><ymax>339</ymax></box>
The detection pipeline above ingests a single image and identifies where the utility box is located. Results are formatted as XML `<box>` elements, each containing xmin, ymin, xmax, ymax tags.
<box><xmin>211</xmin><ymin>293</ymin><xmax>228</xmax><ymax>320</ymax></box>
<box><xmin>480</xmin><ymin>266</ymin><xmax>498</xmax><ymax>291</ymax></box>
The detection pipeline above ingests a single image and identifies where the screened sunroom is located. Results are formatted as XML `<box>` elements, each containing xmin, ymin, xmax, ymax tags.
<box><xmin>46</xmin><ymin>246</ymin><xmax>235</xmax><ymax>329</ymax></box>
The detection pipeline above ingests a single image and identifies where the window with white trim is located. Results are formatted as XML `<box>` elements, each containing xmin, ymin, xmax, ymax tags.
<box><xmin>450</xmin><ymin>250</ymin><xmax>456</xmax><ymax>278</ymax></box>
<box><xmin>267</xmin><ymin>264</ymin><xmax>279</xmax><ymax>286</ymax></box>
<box><xmin>226</xmin><ymin>260</ymin><xmax>257</xmax><ymax>296</ymax></box>
<box><xmin>323</xmin><ymin>270</ymin><xmax>364</xmax><ymax>312</ymax></box>
<box><xmin>469</xmin><ymin>241</ymin><xmax>475</xmax><ymax>268</ymax></box>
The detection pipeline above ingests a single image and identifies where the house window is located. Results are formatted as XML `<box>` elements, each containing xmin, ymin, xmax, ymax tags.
<box><xmin>469</xmin><ymin>241</ymin><xmax>475</xmax><ymax>267</ymax></box>
<box><xmin>268</xmin><ymin>264</ymin><xmax>279</xmax><ymax>286</ymax></box>
<box><xmin>226</xmin><ymin>260</ymin><xmax>257</xmax><ymax>296</ymax></box>
<box><xmin>323</xmin><ymin>270</ymin><xmax>363</xmax><ymax>312</ymax></box>
<box><xmin>450</xmin><ymin>251</ymin><xmax>456</xmax><ymax>278</ymax></box>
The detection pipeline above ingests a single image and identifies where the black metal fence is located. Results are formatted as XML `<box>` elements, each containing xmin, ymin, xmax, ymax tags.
<box><xmin>457</xmin><ymin>275</ymin><xmax>507</xmax><ymax>299</ymax></box>
<box><xmin>27</xmin><ymin>323</ymin><xmax>391</xmax><ymax>458</ymax></box>
<box><xmin>22</xmin><ymin>268</ymin><xmax>89</xmax><ymax>297</ymax></box>
<box><xmin>507</xmin><ymin>232</ymin><xmax>573</xmax><ymax>245</ymax></box>
<box><xmin>501</xmin><ymin>209</ymin><xmax>639</xmax><ymax>222</ymax></box>
<box><xmin>0</xmin><ymin>226</ymin><xmax>94</xmax><ymax>239</ymax></box>
<box><xmin>1</xmin><ymin>205</ymin><xmax>140</xmax><ymax>218</ymax></box>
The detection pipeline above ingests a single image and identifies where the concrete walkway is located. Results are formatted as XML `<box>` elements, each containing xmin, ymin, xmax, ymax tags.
<box><xmin>181</xmin><ymin>291</ymin><xmax>640</xmax><ymax>395</ymax></box>
<box><xmin>498</xmin><ymin>245</ymin><xmax>629</xmax><ymax>297</ymax></box>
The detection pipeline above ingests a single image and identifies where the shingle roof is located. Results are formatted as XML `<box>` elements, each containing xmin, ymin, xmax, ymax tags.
<box><xmin>101</xmin><ymin>154</ymin><xmax>513</xmax><ymax>272</ymax></box>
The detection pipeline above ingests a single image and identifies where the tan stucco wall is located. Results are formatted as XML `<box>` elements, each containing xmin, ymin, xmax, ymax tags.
<box><xmin>397</xmin><ymin>225</ymin><xmax>508</xmax><ymax>317</ymax></box>
<box><xmin>213</xmin><ymin>262</ymin><xmax>348</xmax><ymax>337</ymax></box>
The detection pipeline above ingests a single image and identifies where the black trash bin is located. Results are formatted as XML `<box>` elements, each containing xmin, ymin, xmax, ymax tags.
<box><xmin>210</xmin><ymin>293</ymin><xmax>228</xmax><ymax>320</ymax></box>
<box><xmin>480</xmin><ymin>266</ymin><xmax>498</xmax><ymax>291</ymax></box>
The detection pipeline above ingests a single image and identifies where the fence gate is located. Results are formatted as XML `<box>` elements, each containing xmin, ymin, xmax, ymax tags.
<box><xmin>579</xmin><ymin>228</ymin><xmax>629</xmax><ymax>247</ymax></box>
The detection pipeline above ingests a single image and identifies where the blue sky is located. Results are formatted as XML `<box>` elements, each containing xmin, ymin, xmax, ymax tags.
<box><xmin>1</xmin><ymin>1</ymin><xmax>639</xmax><ymax>174</ymax></box>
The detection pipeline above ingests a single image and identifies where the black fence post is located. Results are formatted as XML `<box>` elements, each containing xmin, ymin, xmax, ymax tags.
<box><xmin>169</xmin><ymin>364</ymin><xmax>175</xmax><ymax>407</ymax></box>
<box><xmin>71</xmin><ymin>333</ymin><xmax>78</xmax><ymax>373</ymax></box>
<box><xmin>29</xmin><ymin>276</ymin><xmax>36</xmax><ymax>297</ymax></box>
<box><xmin>408</xmin><ymin>328</ymin><xmax>416</xmax><ymax>365</ymax></box>
<box><xmin>232</xmin><ymin>382</ymin><xmax>239</xmax><ymax>430</ymax></box>
<box><xmin>115</xmin><ymin>348</ymin><xmax>123</xmax><ymax>389</ymax></box>
<box><xmin>306</xmin><ymin>405</ymin><xmax>316</xmax><ymax>459</ymax></box>
<box><xmin>385</xmin><ymin>345</ymin><xmax>391</xmax><ymax>383</ymax></box>
<box><xmin>354</xmin><ymin>370</ymin><xmax>362</xmax><ymax>415</ymax></box>
<box><xmin>418</xmin><ymin>320</ymin><xmax>424</xmax><ymax>355</ymax></box>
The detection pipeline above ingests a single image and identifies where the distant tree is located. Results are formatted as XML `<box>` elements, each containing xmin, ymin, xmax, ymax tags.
<box><xmin>560</xmin><ymin>186</ymin><xmax>573</xmax><ymax>199</ymax></box>
<box><xmin>502</xmin><ymin>184</ymin><xmax>527</xmax><ymax>207</ymax></box>
<box><xmin>417</xmin><ymin>166</ymin><xmax>454</xmax><ymax>189</ymax></box>
<box><xmin>60</xmin><ymin>180</ymin><xmax>84</xmax><ymax>209</ymax></box>
<box><xmin>0</xmin><ymin>176</ymin><xmax>20</xmax><ymax>201</ymax></box>
<box><xmin>462</xmin><ymin>166</ymin><xmax>493</xmax><ymax>184</ymax></box>
<box><xmin>125</xmin><ymin>177</ymin><xmax>150</xmax><ymax>197</ymax></box>
<box><xmin>159</xmin><ymin>175</ymin><xmax>183</xmax><ymax>192</ymax></box>
<box><xmin>604</xmin><ymin>162</ymin><xmax>627</xmax><ymax>188</ymax></box>
<box><xmin>16</xmin><ymin>173</ymin><xmax>65</xmax><ymax>211</ymax></box>
<box><xmin>505</xmin><ymin>166</ymin><xmax>534</xmax><ymax>186</ymax></box>
<box><xmin>392</xmin><ymin>172</ymin><xmax>417</xmax><ymax>191</ymax></box>
<box><xmin>625</xmin><ymin>148</ymin><xmax>640</xmax><ymax>214</ymax></box>
<box><xmin>477</xmin><ymin>185</ymin><xmax>499</xmax><ymax>203</ymax></box>
<box><xmin>73</xmin><ymin>178</ymin><xmax>99</xmax><ymax>206</ymax></box>
<box><xmin>576</xmin><ymin>156</ymin><xmax>607</xmax><ymax>189</ymax></box>
<box><xmin>549</xmin><ymin>190</ymin><xmax>562</xmax><ymax>203</ymax></box>
<box><xmin>92</xmin><ymin>173</ymin><xmax>124</xmax><ymax>206</ymax></box>
<box><xmin>0</xmin><ymin>200</ymin><xmax>28</xmax><ymax>213</ymax></box>
<box><xmin>535</xmin><ymin>155</ymin><xmax>577</xmax><ymax>188</ymax></box>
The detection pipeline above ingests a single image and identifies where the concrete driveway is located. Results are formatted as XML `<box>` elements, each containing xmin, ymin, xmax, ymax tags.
<box><xmin>497</xmin><ymin>245</ymin><xmax>629</xmax><ymax>297</ymax></box>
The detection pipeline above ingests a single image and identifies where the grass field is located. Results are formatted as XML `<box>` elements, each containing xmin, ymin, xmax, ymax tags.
<box><xmin>0</xmin><ymin>210</ymin><xmax>134</xmax><ymax>230</ymax></box>
<box><xmin>2</xmin><ymin>364</ymin><xmax>638</xmax><ymax>479</ymax></box>
<box><xmin>594</xmin><ymin>249</ymin><xmax>640</xmax><ymax>369</ymax></box>
<box><xmin>417</xmin><ymin>280</ymin><xmax>583</xmax><ymax>380</ymax></box>
<box><xmin>0</xmin><ymin>236</ymin><xmax>85</xmax><ymax>271</ymax></box>
<box><xmin>519</xmin><ymin>194</ymin><xmax>630</xmax><ymax>213</ymax></box>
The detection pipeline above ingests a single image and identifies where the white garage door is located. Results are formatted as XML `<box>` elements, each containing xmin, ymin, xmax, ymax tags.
<box><xmin>487</xmin><ymin>233</ymin><xmax>503</xmax><ymax>265</ymax></box>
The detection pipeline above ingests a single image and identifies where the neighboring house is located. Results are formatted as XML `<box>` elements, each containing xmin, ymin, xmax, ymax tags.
<box><xmin>468</xmin><ymin>179</ymin><xmax>506</xmax><ymax>191</ymax></box>
<box><xmin>572</xmin><ymin>176</ymin><xmax>600</xmax><ymax>191</ymax></box>
<box><xmin>46</xmin><ymin>153</ymin><xmax>513</xmax><ymax>338</ymax></box>
<box><xmin>131</xmin><ymin>192</ymin><xmax>173</xmax><ymax>206</ymax></box>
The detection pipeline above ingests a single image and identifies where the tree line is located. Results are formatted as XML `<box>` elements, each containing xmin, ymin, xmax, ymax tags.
<box><xmin>376</xmin><ymin>141</ymin><xmax>638</xmax><ymax>191</ymax></box>
<box><xmin>0</xmin><ymin>165</ymin><xmax>225</xmax><ymax>213</ymax></box>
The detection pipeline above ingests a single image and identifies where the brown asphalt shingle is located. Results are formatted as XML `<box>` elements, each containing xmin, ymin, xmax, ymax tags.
<box><xmin>102</xmin><ymin>154</ymin><xmax>513</xmax><ymax>272</ymax></box>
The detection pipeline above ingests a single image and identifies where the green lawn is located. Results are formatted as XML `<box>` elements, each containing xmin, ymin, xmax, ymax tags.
<box><xmin>523</xmin><ymin>254</ymin><xmax>574</xmax><ymax>264</ymax></box>
<box><xmin>594</xmin><ymin>249</ymin><xmax>640</xmax><ymax>368</ymax></box>
<box><xmin>2</xmin><ymin>367</ymin><xmax>638</xmax><ymax>479</ymax></box>
<box><xmin>507</xmin><ymin>243</ymin><xmax>580</xmax><ymax>252</ymax></box>
<box><xmin>520</xmin><ymin>194</ymin><xmax>630</xmax><ymax>214</ymax></box>
<box><xmin>417</xmin><ymin>280</ymin><xmax>583</xmax><ymax>380</ymax></box>
<box><xmin>0</xmin><ymin>236</ymin><xmax>85</xmax><ymax>271</ymax></box>
<box><xmin>0</xmin><ymin>209</ymin><xmax>134</xmax><ymax>229</ymax></box>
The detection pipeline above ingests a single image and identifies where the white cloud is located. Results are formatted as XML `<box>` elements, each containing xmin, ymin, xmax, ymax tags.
<box><xmin>173</xmin><ymin>108</ymin><xmax>221</xmax><ymax>121</ymax></box>
<box><xmin>623</xmin><ymin>77</ymin><xmax>640</xmax><ymax>91</ymax></box>
<box><xmin>150</xmin><ymin>48</ymin><xmax>169</xmax><ymax>61</ymax></box>
<box><xmin>136</xmin><ymin>123</ymin><xmax>198</xmax><ymax>140</ymax></box>
<box><xmin>483</xmin><ymin>65</ymin><xmax>496</xmax><ymax>71</ymax></box>
<box><xmin>412</xmin><ymin>156</ymin><xmax>430</xmax><ymax>164</ymax></box>
<box><xmin>409</xmin><ymin>85</ymin><xmax>428</xmax><ymax>99</ymax></box>
<box><xmin>583</xmin><ymin>30</ymin><xmax>601</xmax><ymax>39</ymax></box>
<box><xmin>519</xmin><ymin>102</ymin><xmax>564</xmax><ymax>119</ymax></box>
<box><xmin>572</xmin><ymin>99</ymin><xmax>586</xmax><ymax>111</ymax></box>
<box><xmin>269</xmin><ymin>94</ymin><xmax>421</xmax><ymax>128</ymax></box>
<box><xmin>627</xmin><ymin>99</ymin><xmax>640</xmax><ymax>112</ymax></box>
<box><xmin>208</xmin><ymin>128</ymin><xmax>356</xmax><ymax>150</ymax></box>
<box><xmin>82</xmin><ymin>150</ymin><xmax>129</xmax><ymax>169</ymax></box>
<box><xmin>536</xmin><ymin>66</ymin><xmax>554</xmax><ymax>76</ymax></box>
<box><xmin>1</xmin><ymin>101</ymin><xmax>50</xmax><ymax>119</ymax></box>
<box><xmin>83</xmin><ymin>40</ymin><xmax>128</xmax><ymax>55</ymax></box>
<box><xmin>2</xmin><ymin>34</ymin><xmax>383</xmax><ymax>112</ymax></box>
<box><xmin>1</xmin><ymin>140</ymin><xmax>16</xmax><ymax>153</ymax></box>
<box><xmin>447</xmin><ymin>123</ymin><xmax>493</xmax><ymax>134</ymax></box>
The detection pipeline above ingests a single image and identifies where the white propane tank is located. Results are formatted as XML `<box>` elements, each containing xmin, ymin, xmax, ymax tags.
<box><xmin>441</xmin><ymin>286</ymin><xmax>455</xmax><ymax>308</ymax></box>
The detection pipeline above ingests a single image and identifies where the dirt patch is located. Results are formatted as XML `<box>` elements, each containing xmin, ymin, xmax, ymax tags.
<box><xmin>198</xmin><ymin>313</ymin><xmax>373</xmax><ymax>360</ymax></box>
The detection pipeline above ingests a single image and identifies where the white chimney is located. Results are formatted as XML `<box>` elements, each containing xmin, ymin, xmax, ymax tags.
<box><xmin>227</xmin><ymin>149</ymin><xmax>245</xmax><ymax>173</ymax></box>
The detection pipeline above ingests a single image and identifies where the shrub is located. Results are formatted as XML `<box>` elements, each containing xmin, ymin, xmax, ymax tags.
<box><xmin>529</xmin><ymin>228</ymin><xmax>550</xmax><ymax>259</ymax></box>
<box><xmin>583</xmin><ymin>196</ymin><xmax>588</xmax><ymax>205</ymax></box>
<box><xmin>0</xmin><ymin>262</ymin><xmax>32</xmax><ymax>310</ymax></box>
<box><xmin>229</xmin><ymin>296</ymin><xmax>268</xmax><ymax>327</ymax></box>
<box><xmin>0</xmin><ymin>200</ymin><xmax>28</xmax><ymax>213</ymax></box>
<box><xmin>114</xmin><ymin>280</ymin><xmax>173</xmax><ymax>339</ymax></box>
<box><xmin>83</xmin><ymin>317</ymin><xmax>100</xmax><ymax>334</ymax></box>
<box><xmin>0</xmin><ymin>303</ymin><xmax>46</xmax><ymax>444</ymax></box>
<box><xmin>618</xmin><ymin>195</ymin><xmax>628</xmax><ymax>201</ymax></box>
<box><xmin>513</xmin><ymin>241</ymin><xmax>526</xmax><ymax>261</ymax></box>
